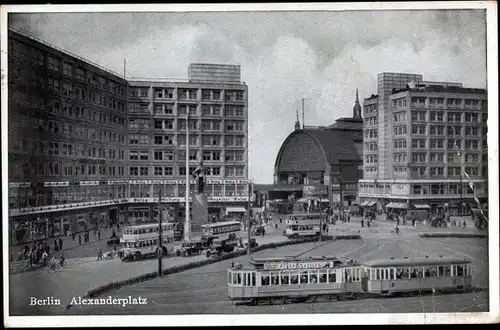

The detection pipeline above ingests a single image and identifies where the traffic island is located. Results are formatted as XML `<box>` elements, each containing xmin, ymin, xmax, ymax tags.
<box><xmin>66</xmin><ymin>234</ymin><xmax>361</xmax><ymax>311</ymax></box>
<box><xmin>420</xmin><ymin>232</ymin><xmax>488</xmax><ymax>238</ymax></box>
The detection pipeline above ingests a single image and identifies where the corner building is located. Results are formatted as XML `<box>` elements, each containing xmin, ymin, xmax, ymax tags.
<box><xmin>7</xmin><ymin>29</ymin><xmax>250</xmax><ymax>248</ymax></box>
<box><xmin>359</xmin><ymin>73</ymin><xmax>488</xmax><ymax>215</ymax></box>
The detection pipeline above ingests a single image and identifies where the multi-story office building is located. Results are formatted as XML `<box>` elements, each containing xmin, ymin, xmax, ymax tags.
<box><xmin>125</xmin><ymin>64</ymin><xmax>250</xmax><ymax>223</ymax></box>
<box><xmin>359</xmin><ymin>73</ymin><xmax>488</xmax><ymax>215</ymax></box>
<box><xmin>8</xmin><ymin>29</ymin><xmax>129</xmax><ymax>245</ymax></box>
<box><xmin>7</xmin><ymin>29</ymin><xmax>250</xmax><ymax>247</ymax></box>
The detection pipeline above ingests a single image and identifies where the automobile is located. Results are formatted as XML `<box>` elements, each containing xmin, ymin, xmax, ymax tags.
<box><xmin>206</xmin><ymin>239</ymin><xmax>237</xmax><ymax>258</ymax></box>
<box><xmin>175</xmin><ymin>241</ymin><xmax>204</xmax><ymax>257</ymax></box>
<box><xmin>234</xmin><ymin>238</ymin><xmax>258</xmax><ymax>253</ymax></box>
<box><xmin>200</xmin><ymin>235</ymin><xmax>219</xmax><ymax>249</ymax></box>
<box><xmin>107</xmin><ymin>236</ymin><xmax>120</xmax><ymax>245</ymax></box>
<box><xmin>252</xmin><ymin>225</ymin><xmax>265</xmax><ymax>236</ymax></box>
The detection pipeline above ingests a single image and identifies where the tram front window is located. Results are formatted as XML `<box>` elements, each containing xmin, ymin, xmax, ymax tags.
<box><xmin>319</xmin><ymin>271</ymin><xmax>327</xmax><ymax>283</ymax></box>
<box><xmin>262</xmin><ymin>274</ymin><xmax>270</xmax><ymax>286</ymax></box>
<box><xmin>456</xmin><ymin>265</ymin><xmax>464</xmax><ymax>276</ymax></box>
<box><xmin>328</xmin><ymin>272</ymin><xmax>336</xmax><ymax>283</ymax></box>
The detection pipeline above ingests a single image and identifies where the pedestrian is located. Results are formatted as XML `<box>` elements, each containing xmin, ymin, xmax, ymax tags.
<box><xmin>54</xmin><ymin>239</ymin><xmax>58</xmax><ymax>252</ymax></box>
<box><xmin>367</xmin><ymin>220</ymin><xmax>371</xmax><ymax>228</ymax></box>
<box><xmin>348</xmin><ymin>215</ymin><xmax>351</xmax><ymax>223</ymax></box>
<box><xmin>98</xmin><ymin>231</ymin><xmax>101</xmax><ymax>240</ymax></box>
<box><xmin>117</xmin><ymin>223</ymin><xmax>120</xmax><ymax>231</ymax></box>
<box><xmin>97</xmin><ymin>248</ymin><xmax>102</xmax><ymax>261</ymax></box>
<box><xmin>59</xmin><ymin>237</ymin><xmax>63</xmax><ymax>250</ymax></box>
<box><xmin>396</xmin><ymin>216</ymin><xmax>400</xmax><ymax>227</ymax></box>
<box><xmin>361</xmin><ymin>218</ymin><xmax>364</xmax><ymax>227</ymax></box>
<box><xmin>463</xmin><ymin>220</ymin><xmax>467</xmax><ymax>229</ymax></box>
<box><xmin>72</xmin><ymin>232</ymin><xmax>76</xmax><ymax>241</ymax></box>
<box><xmin>262</xmin><ymin>227</ymin><xmax>265</xmax><ymax>237</ymax></box>
<box><xmin>78</xmin><ymin>234</ymin><xmax>82</xmax><ymax>246</ymax></box>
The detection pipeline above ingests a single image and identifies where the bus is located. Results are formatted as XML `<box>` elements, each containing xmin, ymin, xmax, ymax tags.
<box><xmin>202</xmin><ymin>221</ymin><xmax>241</xmax><ymax>240</ymax></box>
<box><xmin>283</xmin><ymin>213</ymin><xmax>326</xmax><ymax>239</ymax></box>
<box><xmin>120</xmin><ymin>222</ymin><xmax>175</xmax><ymax>261</ymax></box>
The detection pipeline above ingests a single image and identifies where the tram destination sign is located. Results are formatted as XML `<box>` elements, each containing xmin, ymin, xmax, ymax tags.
<box><xmin>264</xmin><ymin>261</ymin><xmax>334</xmax><ymax>270</ymax></box>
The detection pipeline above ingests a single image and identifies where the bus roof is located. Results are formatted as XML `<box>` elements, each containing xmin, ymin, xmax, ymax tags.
<box><xmin>362</xmin><ymin>257</ymin><xmax>471</xmax><ymax>268</ymax></box>
<box><xmin>250</xmin><ymin>255</ymin><xmax>343</xmax><ymax>264</ymax></box>
<box><xmin>202</xmin><ymin>221</ymin><xmax>240</xmax><ymax>228</ymax></box>
<box><xmin>123</xmin><ymin>222</ymin><xmax>174</xmax><ymax>229</ymax></box>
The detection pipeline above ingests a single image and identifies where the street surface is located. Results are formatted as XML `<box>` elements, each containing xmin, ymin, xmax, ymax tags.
<box><xmin>9</xmin><ymin>212</ymin><xmax>489</xmax><ymax>316</ymax></box>
<box><xmin>66</xmin><ymin>234</ymin><xmax>488</xmax><ymax>315</ymax></box>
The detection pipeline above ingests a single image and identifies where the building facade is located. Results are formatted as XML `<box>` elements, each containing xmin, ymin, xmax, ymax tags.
<box><xmin>7</xmin><ymin>29</ymin><xmax>250</xmax><ymax>247</ymax></box>
<box><xmin>273</xmin><ymin>93</ymin><xmax>363</xmax><ymax>206</ymax></box>
<box><xmin>359</xmin><ymin>73</ymin><xmax>488</xmax><ymax>215</ymax></box>
<box><xmin>125</xmin><ymin>67</ymin><xmax>249</xmax><ymax>222</ymax></box>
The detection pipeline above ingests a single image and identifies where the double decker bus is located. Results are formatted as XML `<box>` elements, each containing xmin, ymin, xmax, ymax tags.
<box><xmin>283</xmin><ymin>213</ymin><xmax>327</xmax><ymax>239</ymax></box>
<box><xmin>202</xmin><ymin>220</ymin><xmax>241</xmax><ymax>240</ymax></box>
<box><xmin>120</xmin><ymin>222</ymin><xmax>175</xmax><ymax>261</ymax></box>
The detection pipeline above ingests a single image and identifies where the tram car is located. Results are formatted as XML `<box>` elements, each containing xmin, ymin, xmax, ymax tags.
<box><xmin>227</xmin><ymin>256</ymin><xmax>472</xmax><ymax>304</ymax></box>
<box><xmin>361</xmin><ymin>257</ymin><xmax>472</xmax><ymax>294</ymax></box>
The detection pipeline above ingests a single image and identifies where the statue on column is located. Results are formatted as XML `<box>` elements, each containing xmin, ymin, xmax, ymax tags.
<box><xmin>192</xmin><ymin>151</ymin><xmax>209</xmax><ymax>194</ymax></box>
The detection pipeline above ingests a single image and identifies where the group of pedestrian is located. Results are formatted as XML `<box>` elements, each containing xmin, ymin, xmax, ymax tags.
<box><xmin>21</xmin><ymin>241</ymin><xmax>50</xmax><ymax>266</ymax></box>
<box><xmin>53</xmin><ymin>237</ymin><xmax>63</xmax><ymax>252</ymax></box>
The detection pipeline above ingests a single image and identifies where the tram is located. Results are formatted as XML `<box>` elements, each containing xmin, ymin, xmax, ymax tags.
<box><xmin>227</xmin><ymin>256</ymin><xmax>473</xmax><ymax>304</ymax></box>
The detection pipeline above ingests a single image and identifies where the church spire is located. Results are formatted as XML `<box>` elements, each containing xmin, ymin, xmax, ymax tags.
<box><xmin>353</xmin><ymin>88</ymin><xmax>361</xmax><ymax>119</ymax></box>
<box><xmin>294</xmin><ymin>108</ymin><xmax>301</xmax><ymax>130</ymax></box>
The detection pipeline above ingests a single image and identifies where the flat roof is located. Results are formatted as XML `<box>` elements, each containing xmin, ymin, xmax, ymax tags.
<box><xmin>363</xmin><ymin>257</ymin><xmax>471</xmax><ymax>268</ymax></box>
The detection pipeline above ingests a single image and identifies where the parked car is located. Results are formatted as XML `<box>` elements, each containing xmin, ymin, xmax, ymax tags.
<box><xmin>200</xmin><ymin>235</ymin><xmax>219</xmax><ymax>248</ymax></box>
<box><xmin>107</xmin><ymin>236</ymin><xmax>120</xmax><ymax>245</ymax></box>
<box><xmin>234</xmin><ymin>238</ymin><xmax>258</xmax><ymax>253</ymax></box>
<box><xmin>175</xmin><ymin>241</ymin><xmax>204</xmax><ymax>257</ymax></box>
<box><xmin>206</xmin><ymin>239</ymin><xmax>237</xmax><ymax>258</ymax></box>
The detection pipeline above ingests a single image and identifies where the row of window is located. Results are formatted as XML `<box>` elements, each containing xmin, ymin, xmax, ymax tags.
<box><xmin>16</xmin><ymin>162</ymin><xmax>126</xmax><ymax>178</ymax></box>
<box><xmin>129</xmin><ymin>166</ymin><xmax>245</xmax><ymax>177</ymax></box>
<box><xmin>127</xmin><ymin>134</ymin><xmax>246</xmax><ymax>147</ymax></box>
<box><xmin>410</xmin><ymin>97</ymin><xmax>486</xmax><ymax>109</ymax></box>
<box><xmin>411</xmin><ymin>138</ymin><xmax>484</xmax><ymax>150</ymax></box>
<box><xmin>410</xmin><ymin>124</ymin><xmax>484</xmax><ymax>136</ymax></box>
<box><xmin>410</xmin><ymin>110</ymin><xmax>486</xmax><ymax>123</ymax></box>
<box><xmin>367</xmin><ymin>264</ymin><xmax>470</xmax><ymax>281</ymax></box>
<box><xmin>410</xmin><ymin>166</ymin><xmax>483</xmax><ymax>178</ymax></box>
<box><xmin>363</xmin><ymin>103</ymin><xmax>378</xmax><ymax>116</ymax></box>
<box><xmin>50</xmin><ymin>102</ymin><xmax>126</xmax><ymax>127</ymax></box>
<box><xmin>412</xmin><ymin>183</ymin><xmax>481</xmax><ymax>195</ymax></box>
<box><xmin>410</xmin><ymin>152</ymin><xmax>485</xmax><ymax>164</ymax></box>
<box><xmin>146</xmin><ymin>119</ymin><xmax>245</xmax><ymax>132</ymax></box>
<box><xmin>131</xmin><ymin>87</ymin><xmax>245</xmax><ymax>101</ymax></box>
<box><xmin>9</xmin><ymin>39</ymin><xmax>126</xmax><ymax>96</ymax></box>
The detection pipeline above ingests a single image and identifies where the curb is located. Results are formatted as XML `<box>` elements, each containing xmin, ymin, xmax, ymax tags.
<box><xmin>419</xmin><ymin>233</ymin><xmax>488</xmax><ymax>238</ymax></box>
<box><xmin>65</xmin><ymin>234</ymin><xmax>361</xmax><ymax>311</ymax></box>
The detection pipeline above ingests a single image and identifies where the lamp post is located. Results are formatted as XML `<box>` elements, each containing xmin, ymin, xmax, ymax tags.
<box><xmin>158</xmin><ymin>190</ymin><xmax>163</xmax><ymax>277</ymax></box>
<box><xmin>184</xmin><ymin>114</ymin><xmax>190</xmax><ymax>243</ymax></box>
<box><xmin>247</xmin><ymin>181</ymin><xmax>252</xmax><ymax>258</ymax></box>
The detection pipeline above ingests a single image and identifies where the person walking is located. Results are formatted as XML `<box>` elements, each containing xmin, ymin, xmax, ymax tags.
<box><xmin>361</xmin><ymin>218</ymin><xmax>364</xmax><ymax>228</ymax></box>
<box><xmin>98</xmin><ymin>231</ymin><xmax>101</xmax><ymax>240</ymax></box>
<box><xmin>78</xmin><ymin>234</ymin><xmax>82</xmax><ymax>246</ymax></box>
<box><xmin>54</xmin><ymin>239</ymin><xmax>59</xmax><ymax>252</ymax></box>
<box><xmin>59</xmin><ymin>237</ymin><xmax>63</xmax><ymax>251</ymax></box>
<box><xmin>97</xmin><ymin>248</ymin><xmax>102</xmax><ymax>261</ymax></box>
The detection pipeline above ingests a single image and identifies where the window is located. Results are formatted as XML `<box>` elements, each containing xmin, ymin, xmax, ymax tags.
<box><xmin>412</xmin><ymin>152</ymin><xmax>426</xmax><ymax>163</ymax></box>
<box><xmin>429</xmin><ymin>152</ymin><xmax>444</xmax><ymax>163</ymax></box>
<box><xmin>465</xmin><ymin>140</ymin><xmax>479</xmax><ymax>150</ymax></box>
<box><xmin>430</xmin><ymin>111</ymin><xmax>444</xmax><ymax>122</ymax></box>
<box><xmin>430</xmin><ymin>167</ymin><xmax>444</xmax><ymax>177</ymax></box>
<box><xmin>140</xmin><ymin>151</ymin><xmax>148</xmax><ymax>160</ymax></box>
<box><xmin>129</xmin><ymin>151</ymin><xmax>139</xmax><ymax>160</ymax></box>
<box><xmin>411</xmin><ymin>167</ymin><xmax>426</xmax><ymax>177</ymax></box>
<box><xmin>430</xmin><ymin>125</ymin><xmax>444</xmax><ymax>136</ymax></box>
<box><xmin>154</xmin><ymin>167</ymin><xmax>163</xmax><ymax>176</ymax></box>
<box><xmin>154</xmin><ymin>151</ymin><xmax>163</xmax><ymax>160</ymax></box>
<box><xmin>154</xmin><ymin>136</ymin><xmax>163</xmax><ymax>145</ymax></box>
<box><xmin>393</xmin><ymin>139</ymin><xmax>407</xmax><ymax>149</ymax></box>
<box><xmin>130</xmin><ymin>167</ymin><xmax>139</xmax><ymax>176</ymax></box>
<box><xmin>164</xmin><ymin>167</ymin><xmax>173</xmax><ymax>176</ymax></box>
<box><xmin>412</xmin><ymin>139</ymin><xmax>426</xmax><ymax>149</ymax></box>
<box><xmin>411</xmin><ymin>111</ymin><xmax>426</xmax><ymax>121</ymax></box>
<box><xmin>465</xmin><ymin>126</ymin><xmax>479</xmax><ymax>136</ymax></box>
<box><xmin>139</xmin><ymin>167</ymin><xmax>148</xmax><ymax>176</ymax></box>
<box><xmin>155</xmin><ymin>120</ymin><xmax>163</xmax><ymax>129</ymax></box>
<box><xmin>430</xmin><ymin>139</ymin><xmax>444</xmax><ymax>149</ymax></box>
<box><xmin>47</xmin><ymin>56</ymin><xmax>61</xmax><ymax>72</ymax></box>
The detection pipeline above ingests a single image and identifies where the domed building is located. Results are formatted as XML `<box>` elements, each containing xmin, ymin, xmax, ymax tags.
<box><xmin>271</xmin><ymin>90</ymin><xmax>364</xmax><ymax>206</ymax></box>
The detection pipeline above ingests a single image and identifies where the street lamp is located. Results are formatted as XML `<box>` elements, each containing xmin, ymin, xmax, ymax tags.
<box><xmin>184</xmin><ymin>114</ymin><xmax>190</xmax><ymax>243</ymax></box>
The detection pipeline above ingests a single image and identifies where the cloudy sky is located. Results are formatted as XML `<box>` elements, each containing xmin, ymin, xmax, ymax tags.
<box><xmin>9</xmin><ymin>7</ymin><xmax>487</xmax><ymax>183</ymax></box>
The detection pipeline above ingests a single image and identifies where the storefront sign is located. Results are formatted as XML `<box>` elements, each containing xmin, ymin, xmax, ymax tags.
<box><xmin>303</xmin><ymin>185</ymin><xmax>328</xmax><ymax>197</ymax></box>
<box><xmin>44</xmin><ymin>182</ymin><xmax>70</xmax><ymax>187</ymax></box>
<box><xmin>264</xmin><ymin>261</ymin><xmax>334</xmax><ymax>270</ymax></box>
<box><xmin>79</xmin><ymin>181</ymin><xmax>99</xmax><ymax>186</ymax></box>
<box><xmin>391</xmin><ymin>183</ymin><xmax>410</xmax><ymax>196</ymax></box>
<box><xmin>9</xmin><ymin>182</ymin><xmax>31</xmax><ymax>188</ymax></box>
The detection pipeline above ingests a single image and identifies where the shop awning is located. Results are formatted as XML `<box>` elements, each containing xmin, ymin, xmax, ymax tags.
<box><xmin>413</xmin><ymin>204</ymin><xmax>430</xmax><ymax>209</ymax></box>
<box><xmin>320</xmin><ymin>199</ymin><xmax>330</xmax><ymax>203</ymax></box>
<box><xmin>226</xmin><ymin>207</ymin><xmax>247</xmax><ymax>213</ymax></box>
<box><xmin>386</xmin><ymin>202</ymin><xmax>408</xmax><ymax>209</ymax></box>
<box><xmin>361</xmin><ymin>201</ymin><xmax>376</xmax><ymax>207</ymax></box>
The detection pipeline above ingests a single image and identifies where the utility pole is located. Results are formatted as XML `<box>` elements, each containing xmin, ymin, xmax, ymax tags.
<box><xmin>158</xmin><ymin>190</ymin><xmax>163</xmax><ymax>277</ymax></box>
<box><xmin>302</xmin><ymin>98</ymin><xmax>305</xmax><ymax>129</ymax></box>
<box><xmin>247</xmin><ymin>181</ymin><xmax>252</xmax><ymax>257</ymax></box>
<box><xmin>123</xmin><ymin>59</ymin><xmax>126</xmax><ymax>79</ymax></box>
<box><xmin>318</xmin><ymin>197</ymin><xmax>322</xmax><ymax>242</ymax></box>
<box><xmin>184</xmin><ymin>114</ymin><xmax>191</xmax><ymax>243</ymax></box>
<box><xmin>460</xmin><ymin>168</ymin><xmax>463</xmax><ymax>216</ymax></box>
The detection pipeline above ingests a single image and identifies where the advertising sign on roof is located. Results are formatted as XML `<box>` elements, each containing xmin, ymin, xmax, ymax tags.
<box><xmin>264</xmin><ymin>261</ymin><xmax>334</xmax><ymax>270</ymax></box>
